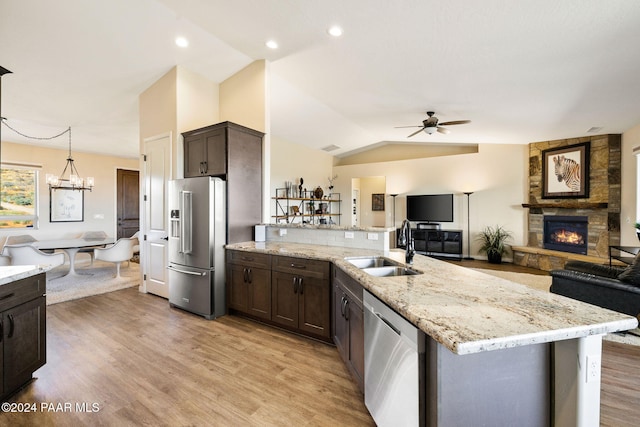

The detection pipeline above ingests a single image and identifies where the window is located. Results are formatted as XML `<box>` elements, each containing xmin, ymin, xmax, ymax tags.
<box><xmin>0</xmin><ymin>164</ymin><xmax>39</xmax><ymax>229</ymax></box>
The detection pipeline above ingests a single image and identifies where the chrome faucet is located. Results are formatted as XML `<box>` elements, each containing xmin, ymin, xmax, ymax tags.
<box><xmin>400</xmin><ymin>219</ymin><xmax>415</xmax><ymax>265</ymax></box>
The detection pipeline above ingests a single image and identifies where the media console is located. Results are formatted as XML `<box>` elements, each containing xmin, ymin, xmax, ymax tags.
<box><xmin>398</xmin><ymin>228</ymin><xmax>463</xmax><ymax>260</ymax></box>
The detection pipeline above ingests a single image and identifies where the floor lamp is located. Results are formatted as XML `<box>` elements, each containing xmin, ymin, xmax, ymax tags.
<box><xmin>390</xmin><ymin>194</ymin><xmax>398</xmax><ymax>246</ymax></box>
<box><xmin>464</xmin><ymin>192</ymin><xmax>474</xmax><ymax>260</ymax></box>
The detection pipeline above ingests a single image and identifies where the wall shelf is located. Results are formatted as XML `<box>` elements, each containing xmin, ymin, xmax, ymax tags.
<box><xmin>273</xmin><ymin>188</ymin><xmax>341</xmax><ymax>225</ymax></box>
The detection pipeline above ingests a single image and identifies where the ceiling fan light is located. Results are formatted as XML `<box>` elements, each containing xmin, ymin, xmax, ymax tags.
<box><xmin>424</xmin><ymin>127</ymin><xmax>437</xmax><ymax>135</ymax></box>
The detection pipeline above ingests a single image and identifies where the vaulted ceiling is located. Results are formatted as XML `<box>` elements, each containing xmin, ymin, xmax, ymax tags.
<box><xmin>1</xmin><ymin>0</ymin><xmax>640</xmax><ymax>159</ymax></box>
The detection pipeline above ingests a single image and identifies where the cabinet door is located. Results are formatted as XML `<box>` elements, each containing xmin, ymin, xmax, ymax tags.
<box><xmin>298</xmin><ymin>275</ymin><xmax>331</xmax><ymax>339</ymax></box>
<box><xmin>227</xmin><ymin>264</ymin><xmax>248</xmax><ymax>312</ymax></box>
<box><xmin>347</xmin><ymin>299</ymin><xmax>365</xmax><ymax>392</ymax></box>
<box><xmin>204</xmin><ymin>130</ymin><xmax>226</xmax><ymax>176</ymax></box>
<box><xmin>247</xmin><ymin>267</ymin><xmax>271</xmax><ymax>320</ymax></box>
<box><xmin>271</xmin><ymin>272</ymin><xmax>299</xmax><ymax>329</ymax></box>
<box><xmin>3</xmin><ymin>297</ymin><xmax>46</xmax><ymax>393</ymax></box>
<box><xmin>333</xmin><ymin>283</ymin><xmax>349</xmax><ymax>360</ymax></box>
<box><xmin>184</xmin><ymin>134</ymin><xmax>207</xmax><ymax>177</ymax></box>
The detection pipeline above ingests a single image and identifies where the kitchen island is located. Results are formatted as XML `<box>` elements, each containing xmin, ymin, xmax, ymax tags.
<box><xmin>226</xmin><ymin>241</ymin><xmax>638</xmax><ymax>426</ymax></box>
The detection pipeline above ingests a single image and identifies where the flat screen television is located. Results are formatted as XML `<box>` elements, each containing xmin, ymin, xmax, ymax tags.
<box><xmin>406</xmin><ymin>194</ymin><xmax>454</xmax><ymax>223</ymax></box>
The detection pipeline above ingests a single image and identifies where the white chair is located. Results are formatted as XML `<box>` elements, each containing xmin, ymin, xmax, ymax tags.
<box><xmin>78</xmin><ymin>231</ymin><xmax>108</xmax><ymax>265</ymax></box>
<box><xmin>4</xmin><ymin>245</ymin><xmax>65</xmax><ymax>268</ymax></box>
<box><xmin>94</xmin><ymin>237</ymin><xmax>136</xmax><ymax>278</ymax></box>
<box><xmin>131</xmin><ymin>231</ymin><xmax>140</xmax><ymax>254</ymax></box>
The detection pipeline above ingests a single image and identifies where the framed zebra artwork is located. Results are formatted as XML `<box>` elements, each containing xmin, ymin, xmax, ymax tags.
<box><xmin>541</xmin><ymin>141</ymin><xmax>590</xmax><ymax>199</ymax></box>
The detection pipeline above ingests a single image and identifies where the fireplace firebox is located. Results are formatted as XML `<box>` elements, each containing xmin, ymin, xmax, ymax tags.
<box><xmin>543</xmin><ymin>215</ymin><xmax>588</xmax><ymax>255</ymax></box>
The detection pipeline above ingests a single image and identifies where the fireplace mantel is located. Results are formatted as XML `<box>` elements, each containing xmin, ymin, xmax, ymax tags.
<box><xmin>522</xmin><ymin>202</ymin><xmax>608</xmax><ymax>209</ymax></box>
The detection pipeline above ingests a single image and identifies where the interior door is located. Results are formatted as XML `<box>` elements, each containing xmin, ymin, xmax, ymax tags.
<box><xmin>117</xmin><ymin>168</ymin><xmax>140</xmax><ymax>238</ymax></box>
<box><xmin>143</xmin><ymin>133</ymin><xmax>171</xmax><ymax>298</ymax></box>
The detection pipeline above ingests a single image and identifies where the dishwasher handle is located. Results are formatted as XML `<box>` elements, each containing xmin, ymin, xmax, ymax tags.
<box><xmin>375</xmin><ymin>312</ymin><xmax>401</xmax><ymax>336</ymax></box>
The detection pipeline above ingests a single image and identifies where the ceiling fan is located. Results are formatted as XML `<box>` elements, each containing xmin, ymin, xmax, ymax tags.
<box><xmin>396</xmin><ymin>111</ymin><xmax>471</xmax><ymax>137</ymax></box>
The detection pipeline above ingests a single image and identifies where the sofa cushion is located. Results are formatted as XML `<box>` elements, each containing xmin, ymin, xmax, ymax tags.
<box><xmin>617</xmin><ymin>253</ymin><xmax>640</xmax><ymax>286</ymax></box>
<box><xmin>564</xmin><ymin>260</ymin><xmax>626</xmax><ymax>279</ymax></box>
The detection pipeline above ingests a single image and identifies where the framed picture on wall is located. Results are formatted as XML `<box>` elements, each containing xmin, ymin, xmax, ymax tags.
<box><xmin>372</xmin><ymin>193</ymin><xmax>385</xmax><ymax>211</ymax></box>
<box><xmin>541</xmin><ymin>141</ymin><xmax>590</xmax><ymax>199</ymax></box>
<box><xmin>50</xmin><ymin>188</ymin><xmax>84</xmax><ymax>222</ymax></box>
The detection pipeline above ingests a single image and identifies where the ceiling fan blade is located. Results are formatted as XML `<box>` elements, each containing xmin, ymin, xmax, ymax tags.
<box><xmin>407</xmin><ymin>127</ymin><xmax>426</xmax><ymax>138</ymax></box>
<box><xmin>394</xmin><ymin>125</ymin><xmax>423</xmax><ymax>128</ymax></box>
<box><xmin>437</xmin><ymin>127</ymin><xmax>450</xmax><ymax>134</ymax></box>
<box><xmin>438</xmin><ymin>120</ymin><xmax>470</xmax><ymax>126</ymax></box>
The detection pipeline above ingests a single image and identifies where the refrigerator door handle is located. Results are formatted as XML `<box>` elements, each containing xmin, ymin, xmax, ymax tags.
<box><xmin>167</xmin><ymin>265</ymin><xmax>207</xmax><ymax>276</ymax></box>
<box><xmin>180</xmin><ymin>190</ymin><xmax>193</xmax><ymax>254</ymax></box>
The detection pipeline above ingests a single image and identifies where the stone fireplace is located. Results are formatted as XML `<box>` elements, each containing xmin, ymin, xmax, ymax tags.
<box><xmin>512</xmin><ymin>134</ymin><xmax>621</xmax><ymax>271</ymax></box>
<box><xmin>543</xmin><ymin>215</ymin><xmax>588</xmax><ymax>255</ymax></box>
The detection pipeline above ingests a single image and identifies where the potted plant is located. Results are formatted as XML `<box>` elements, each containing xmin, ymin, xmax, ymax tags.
<box><xmin>635</xmin><ymin>222</ymin><xmax>640</xmax><ymax>242</ymax></box>
<box><xmin>476</xmin><ymin>225</ymin><xmax>513</xmax><ymax>264</ymax></box>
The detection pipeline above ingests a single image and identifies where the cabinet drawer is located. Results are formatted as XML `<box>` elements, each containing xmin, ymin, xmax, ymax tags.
<box><xmin>333</xmin><ymin>266</ymin><xmax>363</xmax><ymax>308</ymax></box>
<box><xmin>272</xmin><ymin>255</ymin><xmax>329</xmax><ymax>279</ymax></box>
<box><xmin>227</xmin><ymin>250</ymin><xmax>271</xmax><ymax>269</ymax></box>
<box><xmin>0</xmin><ymin>272</ymin><xmax>46</xmax><ymax>312</ymax></box>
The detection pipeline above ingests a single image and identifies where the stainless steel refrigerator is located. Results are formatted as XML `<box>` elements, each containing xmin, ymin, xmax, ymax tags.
<box><xmin>168</xmin><ymin>176</ymin><xmax>226</xmax><ymax>319</ymax></box>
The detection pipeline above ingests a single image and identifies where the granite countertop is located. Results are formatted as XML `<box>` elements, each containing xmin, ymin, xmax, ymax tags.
<box><xmin>0</xmin><ymin>265</ymin><xmax>49</xmax><ymax>286</ymax></box>
<box><xmin>226</xmin><ymin>241</ymin><xmax>639</xmax><ymax>355</ymax></box>
<box><xmin>263</xmin><ymin>223</ymin><xmax>395</xmax><ymax>232</ymax></box>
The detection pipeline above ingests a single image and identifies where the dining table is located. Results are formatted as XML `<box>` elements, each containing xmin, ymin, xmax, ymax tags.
<box><xmin>32</xmin><ymin>237</ymin><xmax>115</xmax><ymax>277</ymax></box>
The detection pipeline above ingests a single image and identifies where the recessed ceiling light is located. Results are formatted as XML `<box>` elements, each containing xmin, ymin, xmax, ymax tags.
<box><xmin>327</xmin><ymin>26</ymin><xmax>343</xmax><ymax>37</ymax></box>
<box><xmin>266</xmin><ymin>40</ymin><xmax>279</xmax><ymax>49</ymax></box>
<box><xmin>587</xmin><ymin>126</ymin><xmax>603</xmax><ymax>133</ymax></box>
<box><xmin>175</xmin><ymin>36</ymin><xmax>189</xmax><ymax>48</ymax></box>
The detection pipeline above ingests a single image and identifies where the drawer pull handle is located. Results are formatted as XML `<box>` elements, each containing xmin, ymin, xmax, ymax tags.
<box><xmin>290</xmin><ymin>263</ymin><xmax>306</xmax><ymax>269</ymax></box>
<box><xmin>0</xmin><ymin>292</ymin><xmax>15</xmax><ymax>301</ymax></box>
<box><xmin>293</xmin><ymin>277</ymin><xmax>298</xmax><ymax>294</ymax></box>
<box><xmin>8</xmin><ymin>314</ymin><xmax>15</xmax><ymax>338</ymax></box>
<box><xmin>298</xmin><ymin>277</ymin><xmax>303</xmax><ymax>294</ymax></box>
<box><xmin>241</xmin><ymin>256</ymin><xmax>254</xmax><ymax>262</ymax></box>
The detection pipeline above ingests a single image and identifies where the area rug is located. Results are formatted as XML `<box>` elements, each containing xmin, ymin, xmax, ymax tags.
<box><xmin>473</xmin><ymin>267</ymin><xmax>640</xmax><ymax>346</ymax></box>
<box><xmin>45</xmin><ymin>259</ymin><xmax>140</xmax><ymax>305</ymax></box>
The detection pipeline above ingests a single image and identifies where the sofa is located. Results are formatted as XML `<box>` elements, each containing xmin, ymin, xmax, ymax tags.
<box><xmin>550</xmin><ymin>260</ymin><xmax>640</xmax><ymax>318</ymax></box>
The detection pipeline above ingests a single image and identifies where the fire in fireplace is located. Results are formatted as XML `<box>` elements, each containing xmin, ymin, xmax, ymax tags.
<box><xmin>543</xmin><ymin>215</ymin><xmax>588</xmax><ymax>255</ymax></box>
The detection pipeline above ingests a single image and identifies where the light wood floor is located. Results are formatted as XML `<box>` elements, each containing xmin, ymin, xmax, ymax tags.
<box><xmin>5</xmin><ymin>288</ymin><xmax>373</xmax><ymax>426</ymax></box>
<box><xmin>4</xmin><ymin>279</ymin><xmax>639</xmax><ymax>426</ymax></box>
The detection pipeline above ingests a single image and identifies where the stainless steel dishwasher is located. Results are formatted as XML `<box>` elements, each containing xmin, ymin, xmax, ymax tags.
<box><xmin>364</xmin><ymin>290</ymin><xmax>425</xmax><ymax>426</ymax></box>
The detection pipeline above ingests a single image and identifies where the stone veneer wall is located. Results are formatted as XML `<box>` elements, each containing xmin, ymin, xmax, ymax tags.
<box><xmin>519</xmin><ymin>134</ymin><xmax>621</xmax><ymax>267</ymax></box>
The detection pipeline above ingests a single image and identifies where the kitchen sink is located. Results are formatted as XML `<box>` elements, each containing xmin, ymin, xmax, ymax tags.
<box><xmin>345</xmin><ymin>256</ymin><xmax>401</xmax><ymax>269</ymax></box>
<box><xmin>362</xmin><ymin>266</ymin><xmax>422</xmax><ymax>277</ymax></box>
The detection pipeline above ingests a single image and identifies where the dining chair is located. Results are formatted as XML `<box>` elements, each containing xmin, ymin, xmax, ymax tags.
<box><xmin>94</xmin><ymin>237</ymin><xmax>136</xmax><ymax>278</ymax></box>
<box><xmin>131</xmin><ymin>231</ymin><xmax>140</xmax><ymax>254</ymax></box>
<box><xmin>78</xmin><ymin>230</ymin><xmax>108</xmax><ymax>265</ymax></box>
<box><xmin>4</xmin><ymin>245</ymin><xmax>65</xmax><ymax>268</ymax></box>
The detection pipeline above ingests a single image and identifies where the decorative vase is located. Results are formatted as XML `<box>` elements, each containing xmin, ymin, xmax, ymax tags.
<box><xmin>314</xmin><ymin>186</ymin><xmax>324</xmax><ymax>199</ymax></box>
<box><xmin>487</xmin><ymin>252</ymin><xmax>502</xmax><ymax>264</ymax></box>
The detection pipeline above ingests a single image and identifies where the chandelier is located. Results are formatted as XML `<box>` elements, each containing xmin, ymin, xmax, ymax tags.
<box><xmin>1</xmin><ymin>118</ymin><xmax>94</xmax><ymax>191</ymax></box>
<box><xmin>45</xmin><ymin>127</ymin><xmax>94</xmax><ymax>191</ymax></box>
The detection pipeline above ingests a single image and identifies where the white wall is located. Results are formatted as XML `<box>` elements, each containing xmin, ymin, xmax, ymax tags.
<box><xmin>358</xmin><ymin>176</ymin><xmax>386</xmax><ymax>228</ymax></box>
<box><xmin>269</xmin><ymin>136</ymin><xmax>334</xmax><ymax>222</ymax></box>
<box><xmin>1</xmin><ymin>142</ymin><xmax>138</xmax><ymax>241</ymax></box>
<box><xmin>332</xmin><ymin>144</ymin><xmax>528</xmax><ymax>258</ymax></box>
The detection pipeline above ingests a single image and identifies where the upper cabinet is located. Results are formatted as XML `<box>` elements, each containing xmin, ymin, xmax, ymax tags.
<box><xmin>184</xmin><ymin>126</ymin><xmax>226</xmax><ymax>177</ymax></box>
<box><xmin>182</xmin><ymin>122</ymin><xmax>265</xmax><ymax>243</ymax></box>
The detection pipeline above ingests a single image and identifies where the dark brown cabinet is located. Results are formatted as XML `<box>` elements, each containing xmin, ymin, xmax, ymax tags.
<box><xmin>271</xmin><ymin>256</ymin><xmax>331</xmax><ymax>342</ymax></box>
<box><xmin>332</xmin><ymin>266</ymin><xmax>364</xmax><ymax>392</ymax></box>
<box><xmin>226</xmin><ymin>250</ymin><xmax>271</xmax><ymax>321</ymax></box>
<box><xmin>182</xmin><ymin>122</ymin><xmax>264</xmax><ymax>243</ymax></box>
<box><xmin>0</xmin><ymin>272</ymin><xmax>46</xmax><ymax>401</ymax></box>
